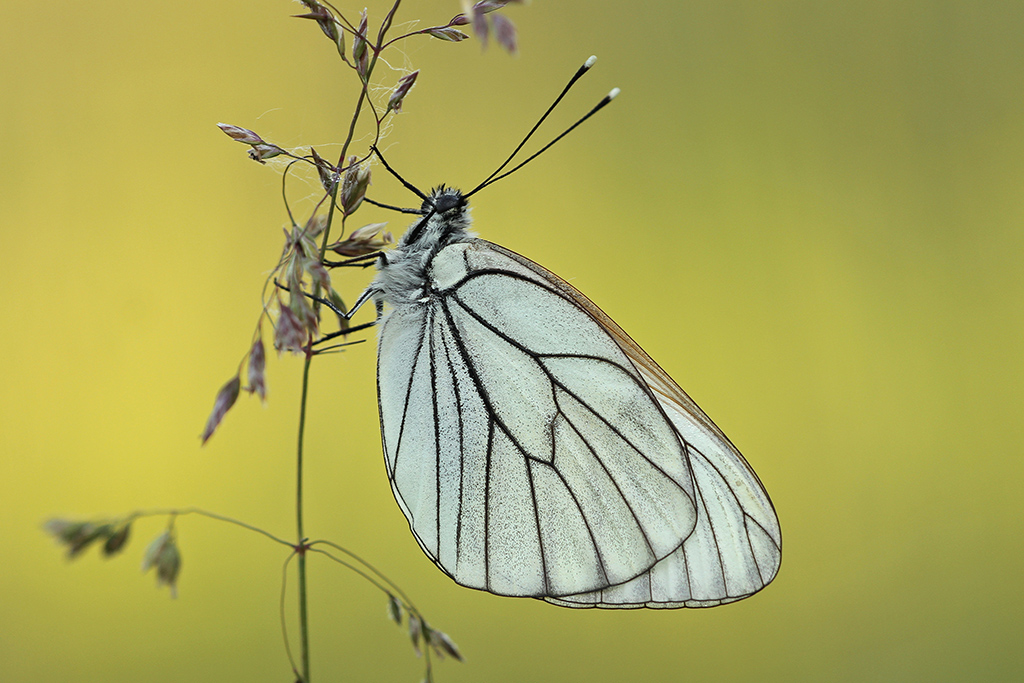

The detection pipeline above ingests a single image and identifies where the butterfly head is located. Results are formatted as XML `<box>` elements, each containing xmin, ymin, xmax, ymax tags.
<box><xmin>399</xmin><ymin>185</ymin><xmax>472</xmax><ymax>250</ymax></box>
<box><xmin>422</xmin><ymin>185</ymin><xmax>467</xmax><ymax>216</ymax></box>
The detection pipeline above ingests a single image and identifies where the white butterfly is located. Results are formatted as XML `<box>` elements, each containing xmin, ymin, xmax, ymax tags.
<box><xmin>350</xmin><ymin>182</ymin><xmax>781</xmax><ymax>609</ymax></box>
<box><xmin>333</xmin><ymin>56</ymin><xmax>780</xmax><ymax>608</ymax></box>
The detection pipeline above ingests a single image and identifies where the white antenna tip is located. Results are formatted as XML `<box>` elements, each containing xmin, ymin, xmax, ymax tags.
<box><xmin>584</xmin><ymin>55</ymin><xmax>597</xmax><ymax>69</ymax></box>
<box><xmin>608</xmin><ymin>87</ymin><xmax>621</xmax><ymax>100</ymax></box>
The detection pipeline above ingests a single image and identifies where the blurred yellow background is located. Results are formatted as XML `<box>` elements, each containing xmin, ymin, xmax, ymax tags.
<box><xmin>2</xmin><ymin>1</ymin><xmax>1022</xmax><ymax>681</ymax></box>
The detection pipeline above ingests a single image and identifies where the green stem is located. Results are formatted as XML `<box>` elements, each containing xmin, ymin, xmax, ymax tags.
<box><xmin>297</xmin><ymin>352</ymin><xmax>313</xmax><ymax>682</ymax></box>
<box><xmin>291</xmin><ymin>7</ymin><xmax>404</xmax><ymax>681</ymax></box>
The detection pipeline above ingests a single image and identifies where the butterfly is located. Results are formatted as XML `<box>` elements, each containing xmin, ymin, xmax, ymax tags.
<box><xmin>343</xmin><ymin>59</ymin><xmax>780</xmax><ymax>608</ymax></box>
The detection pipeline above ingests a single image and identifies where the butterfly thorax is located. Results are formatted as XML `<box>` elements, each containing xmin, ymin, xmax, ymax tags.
<box><xmin>372</xmin><ymin>187</ymin><xmax>476</xmax><ymax>307</ymax></box>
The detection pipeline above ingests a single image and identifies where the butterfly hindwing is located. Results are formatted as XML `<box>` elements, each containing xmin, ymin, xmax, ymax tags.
<box><xmin>483</xmin><ymin>241</ymin><xmax>782</xmax><ymax>608</ymax></box>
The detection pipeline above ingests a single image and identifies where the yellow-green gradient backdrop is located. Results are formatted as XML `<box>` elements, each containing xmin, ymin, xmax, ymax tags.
<box><xmin>2</xmin><ymin>1</ymin><xmax>1022</xmax><ymax>681</ymax></box>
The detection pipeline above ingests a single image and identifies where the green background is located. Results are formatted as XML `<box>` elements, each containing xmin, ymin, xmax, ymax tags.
<box><xmin>2</xmin><ymin>1</ymin><xmax>1022</xmax><ymax>681</ymax></box>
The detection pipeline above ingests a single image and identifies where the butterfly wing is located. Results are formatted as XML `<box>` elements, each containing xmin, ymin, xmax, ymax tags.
<box><xmin>487</xmin><ymin>242</ymin><xmax>782</xmax><ymax>608</ymax></box>
<box><xmin>377</xmin><ymin>239</ymin><xmax>700</xmax><ymax>598</ymax></box>
<box><xmin>376</xmin><ymin>238</ymin><xmax>780</xmax><ymax>606</ymax></box>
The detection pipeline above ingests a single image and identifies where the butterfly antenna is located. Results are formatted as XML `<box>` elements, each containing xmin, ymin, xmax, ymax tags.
<box><xmin>466</xmin><ymin>88</ymin><xmax>619</xmax><ymax>197</ymax></box>
<box><xmin>371</xmin><ymin>146</ymin><xmax>430</xmax><ymax>203</ymax></box>
<box><xmin>467</xmin><ymin>56</ymin><xmax>598</xmax><ymax>195</ymax></box>
<box><xmin>465</xmin><ymin>56</ymin><xmax>618</xmax><ymax>198</ymax></box>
